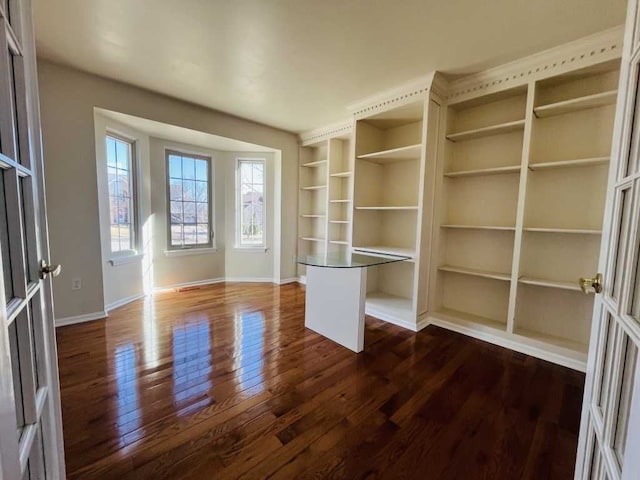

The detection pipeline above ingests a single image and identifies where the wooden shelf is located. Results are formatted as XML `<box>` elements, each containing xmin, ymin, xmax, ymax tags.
<box><xmin>441</xmin><ymin>224</ymin><xmax>516</xmax><ymax>231</ymax></box>
<box><xmin>330</xmin><ymin>199</ymin><xmax>351</xmax><ymax>203</ymax></box>
<box><xmin>357</xmin><ymin>144</ymin><xmax>422</xmax><ymax>163</ymax></box>
<box><xmin>528</xmin><ymin>156</ymin><xmax>609</xmax><ymax>171</ymax></box>
<box><xmin>301</xmin><ymin>160</ymin><xmax>327</xmax><ymax>168</ymax></box>
<box><xmin>533</xmin><ymin>90</ymin><xmax>617</xmax><ymax>118</ymax></box>
<box><xmin>366</xmin><ymin>292</ymin><xmax>413</xmax><ymax>322</ymax></box>
<box><xmin>300</xmin><ymin>214</ymin><xmax>326</xmax><ymax>218</ymax></box>
<box><xmin>438</xmin><ymin>265</ymin><xmax>511</xmax><ymax>282</ymax></box>
<box><xmin>355</xmin><ymin>206</ymin><xmax>419</xmax><ymax>211</ymax></box>
<box><xmin>444</xmin><ymin>165</ymin><xmax>521</xmax><ymax>178</ymax></box>
<box><xmin>524</xmin><ymin>227</ymin><xmax>602</xmax><ymax>235</ymax></box>
<box><xmin>329</xmin><ymin>220</ymin><xmax>349</xmax><ymax>224</ymax></box>
<box><xmin>446</xmin><ymin>119</ymin><xmax>526</xmax><ymax>142</ymax></box>
<box><xmin>353</xmin><ymin>245</ymin><xmax>415</xmax><ymax>258</ymax></box>
<box><xmin>518</xmin><ymin>276</ymin><xmax>581</xmax><ymax>292</ymax></box>
<box><xmin>299</xmin><ymin>237</ymin><xmax>324</xmax><ymax>243</ymax></box>
<box><xmin>330</xmin><ymin>171</ymin><xmax>352</xmax><ymax>178</ymax></box>
<box><xmin>433</xmin><ymin>308</ymin><xmax>507</xmax><ymax>332</ymax></box>
<box><xmin>300</xmin><ymin>185</ymin><xmax>327</xmax><ymax>190</ymax></box>
<box><xmin>329</xmin><ymin>240</ymin><xmax>349</xmax><ymax>245</ymax></box>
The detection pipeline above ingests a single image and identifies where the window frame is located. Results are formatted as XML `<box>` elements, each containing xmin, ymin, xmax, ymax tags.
<box><xmin>165</xmin><ymin>148</ymin><xmax>214</xmax><ymax>251</ymax></box>
<box><xmin>105</xmin><ymin>131</ymin><xmax>139</xmax><ymax>257</ymax></box>
<box><xmin>235</xmin><ymin>157</ymin><xmax>267</xmax><ymax>249</ymax></box>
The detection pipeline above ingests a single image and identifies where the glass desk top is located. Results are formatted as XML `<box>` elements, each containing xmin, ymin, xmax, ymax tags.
<box><xmin>297</xmin><ymin>252</ymin><xmax>410</xmax><ymax>268</ymax></box>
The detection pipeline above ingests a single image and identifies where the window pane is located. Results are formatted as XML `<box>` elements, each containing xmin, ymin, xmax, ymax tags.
<box><xmin>195</xmin><ymin>160</ymin><xmax>208</xmax><ymax>181</ymax></box>
<box><xmin>182</xmin><ymin>157</ymin><xmax>195</xmax><ymax>180</ymax></box>
<box><xmin>0</xmin><ymin>169</ymin><xmax>14</xmax><ymax>301</ymax></box>
<box><xmin>196</xmin><ymin>203</ymin><xmax>208</xmax><ymax>224</ymax></box>
<box><xmin>9</xmin><ymin>318</ymin><xmax>25</xmax><ymax>438</ymax></box>
<box><xmin>613</xmin><ymin>335</ymin><xmax>638</xmax><ymax>468</ymax></box>
<box><xmin>107</xmin><ymin>136</ymin><xmax>136</xmax><ymax>252</ymax></box>
<box><xmin>611</xmin><ymin>188</ymin><xmax>632</xmax><ymax>300</ymax></box>
<box><xmin>169</xmin><ymin>155</ymin><xmax>182</xmax><ymax>178</ymax></box>
<box><xmin>238</xmin><ymin>160</ymin><xmax>265</xmax><ymax>246</ymax></box>
<box><xmin>168</xmin><ymin>153</ymin><xmax>210</xmax><ymax>247</ymax></box>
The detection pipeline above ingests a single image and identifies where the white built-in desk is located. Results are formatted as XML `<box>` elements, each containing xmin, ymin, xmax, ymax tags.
<box><xmin>297</xmin><ymin>252</ymin><xmax>409</xmax><ymax>352</ymax></box>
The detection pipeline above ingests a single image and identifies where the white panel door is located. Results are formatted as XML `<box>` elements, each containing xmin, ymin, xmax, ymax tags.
<box><xmin>575</xmin><ymin>1</ymin><xmax>640</xmax><ymax>478</ymax></box>
<box><xmin>0</xmin><ymin>0</ymin><xmax>65</xmax><ymax>478</ymax></box>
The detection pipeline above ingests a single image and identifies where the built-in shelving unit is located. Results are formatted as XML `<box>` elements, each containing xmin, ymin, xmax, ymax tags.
<box><xmin>429</xmin><ymin>55</ymin><xmax>621</xmax><ymax>371</ymax></box>
<box><xmin>352</xmin><ymin>84</ymin><xmax>441</xmax><ymax>328</ymax></box>
<box><xmin>298</xmin><ymin>127</ymin><xmax>354</xmax><ymax>278</ymax></box>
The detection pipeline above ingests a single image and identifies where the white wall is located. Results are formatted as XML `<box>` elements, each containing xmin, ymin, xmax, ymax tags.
<box><xmin>94</xmin><ymin>114</ymin><xmax>151</xmax><ymax>309</ymax></box>
<box><xmin>38</xmin><ymin>60</ymin><xmax>299</xmax><ymax>320</ymax></box>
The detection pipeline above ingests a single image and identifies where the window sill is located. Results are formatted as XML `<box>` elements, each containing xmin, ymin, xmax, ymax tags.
<box><xmin>164</xmin><ymin>247</ymin><xmax>218</xmax><ymax>258</ymax></box>
<box><xmin>109</xmin><ymin>254</ymin><xmax>143</xmax><ymax>266</ymax></box>
<box><xmin>233</xmin><ymin>246</ymin><xmax>269</xmax><ymax>253</ymax></box>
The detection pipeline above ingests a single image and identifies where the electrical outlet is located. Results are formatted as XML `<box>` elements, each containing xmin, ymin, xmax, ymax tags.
<box><xmin>71</xmin><ymin>278</ymin><xmax>82</xmax><ymax>290</ymax></box>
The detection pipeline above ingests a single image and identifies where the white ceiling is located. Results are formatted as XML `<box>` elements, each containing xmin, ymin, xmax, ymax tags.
<box><xmin>96</xmin><ymin>108</ymin><xmax>276</xmax><ymax>153</ymax></box>
<box><xmin>34</xmin><ymin>0</ymin><xmax>626</xmax><ymax>133</ymax></box>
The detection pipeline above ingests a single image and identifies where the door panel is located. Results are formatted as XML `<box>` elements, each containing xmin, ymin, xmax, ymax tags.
<box><xmin>0</xmin><ymin>0</ymin><xmax>65</xmax><ymax>478</ymax></box>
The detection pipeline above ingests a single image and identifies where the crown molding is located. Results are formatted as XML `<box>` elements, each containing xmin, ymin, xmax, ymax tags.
<box><xmin>348</xmin><ymin>72</ymin><xmax>436</xmax><ymax>119</ymax></box>
<box><xmin>446</xmin><ymin>25</ymin><xmax>624</xmax><ymax>104</ymax></box>
<box><xmin>299</xmin><ymin>119</ymin><xmax>353</xmax><ymax>145</ymax></box>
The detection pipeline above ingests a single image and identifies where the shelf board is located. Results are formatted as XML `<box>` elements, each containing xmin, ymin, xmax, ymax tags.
<box><xmin>533</xmin><ymin>90</ymin><xmax>617</xmax><ymax>118</ymax></box>
<box><xmin>446</xmin><ymin>119</ymin><xmax>526</xmax><ymax>142</ymax></box>
<box><xmin>357</xmin><ymin>144</ymin><xmax>422</xmax><ymax>163</ymax></box>
<box><xmin>300</xmin><ymin>185</ymin><xmax>327</xmax><ymax>191</ymax></box>
<box><xmin>528</xmin><ymin>156</ymin><xmax>609</xmax><ymax>171</ymax></box>
<box><xmin>329</xmin><ymin>220</ymin><xmax>349</xmax><ymax>224</ymax></box>
<box><xmin>330</xmin><ymin>171</ymin><xmax>352</xmax><ymax>178</ymax></box>
<box><xmin>300</xmin><ymin>214</ymin><xmax>326</xmax><ymax>218</ymax></box>
<box><xmin>330</xmin><ymin>199</ymin><xmax>352</xmax><ymax>203</ymax></box>
<box><xmin>299</xmin><ymin>237</ymin><xmax>325</xmax><ymax>243</ymax></box>
<box><xmin>518</xmin><ymin>276</ymin><xmax>581</xmax><ymax>292</ymax></box>
<box><xmin>353</xmin><ymin>245</ymin><xmax>416</xmax><ymax>259</ymax></box>
<box><xmin>301</xmin><ymin>160</ymin><xmax>327</xmax><ymax>168</ymax></box>
<box><xmin>523</xmin><ymin>227</ymin><xmax>602</xmax><ymax>235</ymax></box>
<box><xmin>441</xmin><ymin>224</ymin><xmax>516</xmax><ymax>231</ymax></box>
<box><xmin>433</xmin><ymin>307</ymin><xmax>507</xmax><ymax>332</ymax></box>
<box><xmin>438</xmin><ymin>265</ymin><xmax>511</xmax><ymax>282</ymax></box>
<box><xmin>355</xmin><ymin>206</ymin><xmax>419</xmax><ymax>211</ymax></box>
<box><xmin>329</xmin><ymin>240</ymin><xmax>349</xmax><ymax>245</ymax></box>
<box><xmin>514</xmin><ymin>328</ymin><xmax>589</xmax><ymax>356</ymax></box>
<box><xmin>444</xmin><ymin>165</ymin><xmax>521</xmax><ymax>178</ymax></box>
<box><xmin>366</xmin><ymin>292</ymin><xmax>413</xmax><ymax>321</ymax></box>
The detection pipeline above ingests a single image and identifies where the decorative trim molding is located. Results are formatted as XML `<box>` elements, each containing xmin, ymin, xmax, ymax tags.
<box><xmin>298</xmin><ymin>275</ymin><xmax>307</xmax><ymax>285</ymax></box>
<box><xmin>164</xmin><ymin>248</ymin><xmax>218</xmax><ymax>257</ymax></box>
<box><xmin>55</xmin><ymin>311</ymin><xmax>107</xmax><ymax>327</ymax></box>
<box><xmin>299</xmin><ymin>120</ymin><xmax>353</xmax><ymax>145</ymax></box>
<box><xmin>348</xmin><ymin>73</ymin><xmax>435</xmax><ymax>119</ymax></box>
<box><xmin>277</xmin><ymin>277</ymin><xmax>299</xmax><ymax>285</ymax></box>
<box><xmin>427</xmin><ymin>316</ymin><xmax>587</xmax><ymax>372</ymax></box>
<box><xmin>364</xmin><ymin>306</ymin><xmax>426</xmax><ymax>332</ymax></box>
<box><xmin>105</xmin><ymin>293</ymin><xmax>145</xmax><ymax>312</ymax></box>
<box><xmin>447</xmin><ymin>26</ymin><xmax>624</xmax><ymax>104</ymax></box>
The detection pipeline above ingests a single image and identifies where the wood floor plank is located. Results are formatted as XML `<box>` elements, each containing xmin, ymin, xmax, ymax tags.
<box><xmin>56</xmin><ymin>283</ymin><xmax>586</xmax><ymax>479</ymax></box>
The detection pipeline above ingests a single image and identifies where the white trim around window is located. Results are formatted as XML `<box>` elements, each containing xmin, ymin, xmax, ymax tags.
<box><xmin>235</xmin><ymin>157</ymin><xmax>267</xmax><ymax>250</ymax></box>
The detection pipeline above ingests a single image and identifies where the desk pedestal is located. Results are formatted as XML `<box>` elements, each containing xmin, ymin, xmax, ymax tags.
<box><xmin>304</xmin><ymin>265</ymin><xmax>367</xmax><ymax>353</ymax></box>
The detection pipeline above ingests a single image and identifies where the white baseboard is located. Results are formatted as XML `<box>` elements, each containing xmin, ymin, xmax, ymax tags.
<box><xmin>427</xmin><ymin>315</ymin><xmax>587</xmax><ymax>372</ymax></box>
<box><xmin>225</xmin><ymin>277</ymin><xmax>274</xmax><ymax>283</ymax></box>
<box><xmin>106</xmin><ymin>293</ymin><xmax>145</xmax><ymax>312</ymax></box>
<box><xmin>55</xmin><ymin>311</ymin><xmax>107</xmax><ymax>327</ymax></box>
<box><xmin>153</xmin><ymin>277</ymin><xmax>225</xmax><ymax>293</ymax></box>
<box><xmin>298</xmin><ymin>275</ymin><xmax>306</xmax><ymax>285</ymax></box>
<box><xmin>277</xmin><ymin>277</ymin><xmax>299</xmax><ymax>285</ymax></box>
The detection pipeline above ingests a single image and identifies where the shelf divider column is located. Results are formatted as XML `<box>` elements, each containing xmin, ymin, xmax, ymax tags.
<box><xmin>506</xmin><ymin>81</ymin><xmax>537</xmax><ymax>334</ymax></box>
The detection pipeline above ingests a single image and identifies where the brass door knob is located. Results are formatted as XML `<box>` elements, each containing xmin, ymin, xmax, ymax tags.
<box><xmin>579</xmin><ymin>273</ymin><xmax>603</xmax><ymax>294</ymax></box>
<box><xmin>40</xmin><ymin>259</ymin><xmax>61</xmax><ymax>280</ymax></box>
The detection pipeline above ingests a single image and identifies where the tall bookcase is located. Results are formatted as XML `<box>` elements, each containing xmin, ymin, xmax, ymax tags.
<box><xmin>350</xmin><ymin>77</ymin><xmax>442</xmax><ymax>329</ymax></box>
<box><xmin>297</xmin><ymin>125</ymin><xmax>353</xmax><ymax>279</ymax></box>
<box><xmin>429</xmin><ymin>39</ymin><xmax>621</xmax><ymax>370</ymax></box>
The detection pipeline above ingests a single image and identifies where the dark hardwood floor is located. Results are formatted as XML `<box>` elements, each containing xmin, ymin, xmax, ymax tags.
<box><xmin>56</xmin><ymin>283</ymin><xmax>585</xmax><ymax>479</ymax></box>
